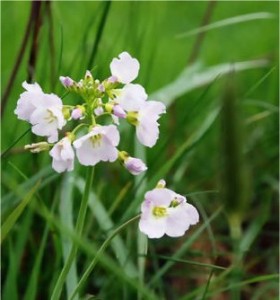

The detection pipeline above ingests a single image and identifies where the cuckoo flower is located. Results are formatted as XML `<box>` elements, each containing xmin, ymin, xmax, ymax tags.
<box><xmin>50</xmin><ymin>137</ymin><xmax>75</xmax><ymax>173</ymax></box>
<box><xmin>73</xmin><ymin>125</ymin><xmax>120</xmax><ymax>166</ymax></box>
<box><xmin>14</xmin><ymin>81</ymin><xmax>66</xmax><ymax>143</ymax></box>
<box><xmin>110</xmin><ymin>52</ymin><xmax>140</xmax><ymax>84</ymax></box>
<box><xmin>139</xmin><ymin>182</ymin><xmax>199</xmax><ymax>238</ymax></box>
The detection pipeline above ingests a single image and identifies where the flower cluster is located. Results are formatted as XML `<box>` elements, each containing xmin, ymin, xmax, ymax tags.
<box><xmin>15</xmin><ymin>52</ymin><xmax>165</xmax><ymax>175</ymax></box>
<box><xmin>139</xmin><ymin>180</ymin><xmax>199</xmax><ymax>238</ymax></box>
<box><xmin>15</xmin><ymin>52</ymin><xmax>199</xmax><ymax>240</ymax></box>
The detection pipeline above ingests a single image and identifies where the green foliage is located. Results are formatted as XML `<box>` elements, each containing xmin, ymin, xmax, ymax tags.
<box><xmin>1</xmin><ymin>1</ymin><xmax>278</xmax><ymax>300</ymax></box>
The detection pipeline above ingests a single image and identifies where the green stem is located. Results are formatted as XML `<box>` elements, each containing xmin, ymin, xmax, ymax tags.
<box><xmin>70</xmin><ymin>214</ymin><xmax>140</xmax><ymax>300</ymax></box>
<box><xmin>51</xmin><ymin>167</ymin><xmax>94</xmax><ymax>300</ymax></box>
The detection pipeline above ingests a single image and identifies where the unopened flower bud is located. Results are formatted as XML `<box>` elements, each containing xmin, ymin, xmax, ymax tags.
<box><xmin>85</xmin><ymin>70</ymin><xmax>93</xmax><ymax>79</ymax></box>
<box><xmin>156</xmin><ymin>179</ymin><xmax>166</xmax><ymax>188</ymax></box>
<box><xmin>62</xmin><ymin>107</ymin><xmax>71</xmax><ymax>120</ymax></box>
<box><xmin>113</xmin><ymin>105</ymin><xmax>126</xmax><ymax>118</ymax></box>
<box><xmin>105</xmin><ymin>103</ymin><xmax>113</xmax><ymax>113</ymax></box>
<box><xmin>118</xmin><ymin>151</ymin><xmax>147</xmax><ymax>175</ymax></box>
<box><xmin>25</xmin><ymin>142</ymin><xmax>50</xmax><ymax>153</ymax></box>
<box><xmin>60</xmin><ymin>76</ymin><xmax>74</xmax><ymax>88</ymax></box>
<box><xmin>94</xmin><ymin>106</ymin><xmax>104</xmax><ymax>116</ymax></box>
<box><xmin>124</xmin><ymin>157</ymin><xmax>147</xmax><ymax>175</ymax></box>
<box><xmin>97</xmin><ymin>84</ymin><xmax>105</xmax><ymax>93</ymax></box>
<box><xmin>71</xmin><ymin>107</ymin><xmax>84</xmax><ymax>120</ymax></box>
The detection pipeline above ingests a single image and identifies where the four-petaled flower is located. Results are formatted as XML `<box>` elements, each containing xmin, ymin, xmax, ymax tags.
<box><xmin>50</xmin><ymin>137</ymin><xmax>75</xmax><ymax>173</ymax></box>
<box><xmin>73</xmin><ymin>125</ymin><xmax>120</xmax><ymax>166</ymax></box>
<box><xmin>139</xmin><ymin>184</ymin><xmax>199</xmax><ymax>238</ymax></box>
<box><xmin>14</xmin><ymin>81</ymin><xmax>66</xmax><ymax>142</ymax></box>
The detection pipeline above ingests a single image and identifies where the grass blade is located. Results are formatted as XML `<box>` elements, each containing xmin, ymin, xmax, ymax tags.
<box><xmin>150</xmin><ymin>59</ymin><xmax>269</xmax><ymax>109</ymax></box>
<box><xmin>177</xmin><ymin>12</ymin><xmax>275</xmax><ymax>38</ymax></box>
<box><xmin>1</xmin><ymin>181</ymin><xmax>40</xmax><ymax>244</ymax></box>
<box><xmin>59</xmin><ymin>173</ymin><xmax>78</xmax><ymax>300</ymax></box>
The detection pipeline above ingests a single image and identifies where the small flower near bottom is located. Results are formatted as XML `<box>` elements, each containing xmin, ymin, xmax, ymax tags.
<box><xmin>139</xmin><ymin>182</ymin><xmax>199</xmax><ymax>238</ymax></box>
<box><xmin>73</xmin><ymin>125</ymin><xmax>120</xmax><ymax>166</ymax></box>
<box><xmin>50</xmin><ymin>137</ymin><xmax>75</xmax><ymax>173</ymax></box>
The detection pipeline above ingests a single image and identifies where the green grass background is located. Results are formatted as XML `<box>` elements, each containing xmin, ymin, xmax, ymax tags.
<box><xmin>1</xmin><ymin>1</ymin><xmax>279</xmax><ymax>300</ymax></box>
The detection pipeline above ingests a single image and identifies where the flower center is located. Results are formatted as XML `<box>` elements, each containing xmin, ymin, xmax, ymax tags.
<box><xmin>152</xmin><ymin>206</ymin><xmax>167</xmax><ymax>218</ymax></box>
<box><xmin>126</xmin><ymin>111</ymin><xmax>139</xmax><ymax>126</ymax></box>
<box><xmin>90</xmin><ymin>134</ymin><xmax>102</xmax><ymax>147</ymax></box>
<box><xmin>44</xmin><ymin>109</ymin><xmax>56</xmax><ymax>124</ymax></box>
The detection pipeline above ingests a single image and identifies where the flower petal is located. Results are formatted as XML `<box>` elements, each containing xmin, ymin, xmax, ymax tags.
<box><xmin>110</xmin><ymin>52</ymin><xmax>140</xmax><ymax>84</ymax></box>
<box><xmin>139</xmin><ymin>215</ymin><xmax>166</xmax><ymax>239</ymax></box>
<box><xmin>115</xmin><ymin>84</ymin><xmax>147</xmax><ymax>111</ymax></box>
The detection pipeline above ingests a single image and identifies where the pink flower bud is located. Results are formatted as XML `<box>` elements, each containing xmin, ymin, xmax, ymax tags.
<box><xmin>113</xmin><ymin>104</ymin><xmax>127</xmax><ymax>118</ymax></box>
<box><xmin>97</xmin><ymin>84</ymin><xmax>105</xmax><ymax>92</ymax></box>
<box><xmin>94</xmin><ymin>107</ymin><xmax>104</xmax><ymax>116</ymax></box>
<box><xmin>71</xmin><ymin>108</ymin><xmax>83</xmax><ymax>120</ymax></box>
<box><xmin>59</xmin><ymin>76</ymin><xmax>74</xmax><ymax>88</ymax></box>
<box><xmin>85</xmin><ymin>70</ymin><xmax>93</xmax><ymax>79</ymax></box>
<box><xmin>124</xmin><ymin>157</ymin><xmax>147</xmax><ymax>175</ymax></box>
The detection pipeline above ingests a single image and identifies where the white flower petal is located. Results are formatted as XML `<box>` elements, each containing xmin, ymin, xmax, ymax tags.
<box><xmin>22</xmin><ymin>81</ymin><xmax>42</xmax><ymax>93</ymax></box>
<box><xmin>110</xmin><ymin>52</ymin><xmax>140</xmax><ymax>84</ymax></box>
<box><xmin>182</xmin><ymin>203</ymin><xmax>200</xmax><ymax>225</ymax></box>
<box><xmin>75</xmin><ymin>139</ymin><xmax>99</xmax><ymax>166</ymax></box>
<box><xmin>136</xmin><ymin>119</ymin><xmax>159</xmax><ymax>148</ymax></box>
<box><xmin>144</xmin><ymin>188</ymin><xmax>174</xmax><ymax>207</ymax></box>
<box><xmin>74</xmin><ymin>125</ymin><xmax>119</xmax><ymax>166</ymax></box>
<box><xmin>102</xmin><ymin>125</ymin><xmax>120</xmax><ymax>147</ymax></box>
<box><xmin>139</xmin><ymin>215</ymin><xmax>166</xmax><ymax>239</ymax></box>
<box><xmin>135</xmin><ymin>100</ymin><xmax>165</xmax><ymax>147</ymax></box>
<box><xmin>115</xmin><ymin>84</ymin><xmax>147</xmax><ymax>111</ymax></box>
<box><xmin>165</xmin><ymin>208</ymin><xmax>191</xmax><ymax>237</ymax></box>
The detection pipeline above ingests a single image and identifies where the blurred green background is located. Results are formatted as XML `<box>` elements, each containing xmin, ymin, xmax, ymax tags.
<box><xmin>1</xmin><ymin>1</ymin><xmax>279</xmax><ymax>300</ymax></box>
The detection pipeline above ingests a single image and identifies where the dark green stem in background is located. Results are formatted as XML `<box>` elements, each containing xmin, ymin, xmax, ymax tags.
<box><xmin>187</xmin><ymin>0</ymin><xmax>217</xmax><ymax>65</ymax></box>
<box><xmin>87</xmin><ymin>1</ymin><xmax>111</xmax><ymax>69</ymax></box>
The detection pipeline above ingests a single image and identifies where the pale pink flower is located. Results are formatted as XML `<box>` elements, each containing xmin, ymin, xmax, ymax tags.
<box><xmin>14</xmin><ymin>81</ymin><xmax>44</xmax><ymax>122</ymax></box>
<box><xmin>14</xmin><ymin>81</ymin><xmax>66</xmax><ymax>143</ymax></box>
<box><xmin>73</xmin><ymin>125</ymin><xmax>120</xmax><ymax>166</ymax></box>
<box><xmin>139</xmin><ymin>185</ymin><xmax>199</xmax><ymax>238</ymax></box>
<box><xmin>50</xmin><ymin>137</ymin><xmax>75</xmax><ymax>173</ymax></box>
<box><xmin>110</xmin><ymin>52</ymin><xmax>140</xmax><ymax>84</ymax></box>
<box><xmin>124</xmin><ymin>157</ymin><xmax>147</xmax><ymax>175</ymax></box>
